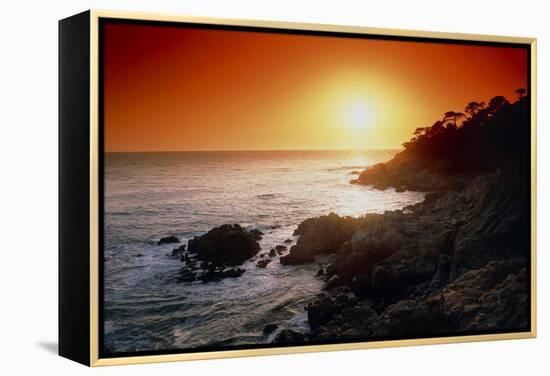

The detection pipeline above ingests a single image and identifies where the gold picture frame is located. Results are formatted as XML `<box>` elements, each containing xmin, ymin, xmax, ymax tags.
<box><xmin>59</xmin><ymin>9</ymin><xmax>537</xmax><ymax>367</ymax></box>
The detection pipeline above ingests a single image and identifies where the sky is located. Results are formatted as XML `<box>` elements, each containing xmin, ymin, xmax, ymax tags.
<box><xmin>103</xmin><ymin>21</ymin><xmax>528</xmax><ymax>152</ymax></box>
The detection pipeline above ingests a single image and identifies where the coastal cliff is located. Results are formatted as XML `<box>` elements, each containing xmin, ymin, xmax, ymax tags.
<box><xmin>275</xmin><ymin>170</ymin><xmax>529</xmax><ymax>343</ymax></box>
<box><xmin>274</xmin><ymin>93</ymin><xmax>530</xmax><ymax>343</ymax></box>
<box><xmin>351</xmin><ymin>93</ymin><xmax>529</xmax><ymax>192</ymax></box>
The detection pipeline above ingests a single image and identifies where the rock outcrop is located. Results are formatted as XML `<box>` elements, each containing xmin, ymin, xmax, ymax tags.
<box><xmin>276</xmin><ymin>170</ymin><xmax>530</xmax><ymax>342</ymax></box>
<box><xmin>280</xmin><ymin>213</ymin><xmax>363</xmax><ymax>265</ymax></box>
<box><xmin>187</xmin><ymin>224</ymin><xmax>261</xmax><ymax>266</ymax></box>
<box><xmin>157</xmin><ymin>235</ymin><xmax>180</xmax><ymax>245</ymax></box>
<box><xmin>175</xmin><ymin>224</ymin><xmax>262</xmax><ymax>283</ymax></box>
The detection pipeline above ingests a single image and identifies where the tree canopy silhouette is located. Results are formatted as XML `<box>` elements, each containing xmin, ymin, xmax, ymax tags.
<box><xmin>353</xmin><ymin>89</ymin><xmax>530</xmax><ymax>190</ymax></box>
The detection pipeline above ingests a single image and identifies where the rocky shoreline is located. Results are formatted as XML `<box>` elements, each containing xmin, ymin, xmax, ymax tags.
<box><xmin>272</xmin><ymin>168</ymin><xmax>529</xmax><ymax>344</ymax></box>
<box><xmin>157</xmin><ymin>162</ymin><xmax>529</xmax><ymax>344</ymax></box>
<box><xmin>161</xmin><ymin>167</ymin><xmax>529</xmax><ymax>344</ymax></box>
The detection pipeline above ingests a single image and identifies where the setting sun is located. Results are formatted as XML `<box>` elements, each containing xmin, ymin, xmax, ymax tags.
<box><xmin>103</xmin><ymin>23</ymin><xmax>528</xmax><ymax>151</ymax></box>
<box><xmin>343</xmin><ymin>101</ymin><xmax>375</xmax><ymax>133</ymax></box>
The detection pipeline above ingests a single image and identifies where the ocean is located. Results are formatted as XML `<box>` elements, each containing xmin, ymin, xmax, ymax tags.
<box><xmin>103</xmin><ymin>150</ymin><xmax>425</xmax><ymax>352</ymax></box>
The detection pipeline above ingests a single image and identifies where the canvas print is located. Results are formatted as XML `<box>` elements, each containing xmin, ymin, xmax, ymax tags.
<box><xmin>101</xmin><ymin>20</ymin><xmax>531</xmax><ymax>355</ymax></box>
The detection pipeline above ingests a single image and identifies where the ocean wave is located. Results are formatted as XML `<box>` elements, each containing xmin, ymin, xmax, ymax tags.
<box><xmin>325</xmin><ymin>165</ymin><xmax>368</xmax><ymax>172</ymax></box>
<box><xmin>256</xmin><ymin>193</ymin><xmax>281</xmax><ymax>200</ymax></box>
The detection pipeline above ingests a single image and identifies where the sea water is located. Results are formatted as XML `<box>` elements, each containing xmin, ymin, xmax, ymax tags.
<box><xmin>103</xmin><ymin>150</ymin><xmax>424</xmax><ymax>352</ymax></box>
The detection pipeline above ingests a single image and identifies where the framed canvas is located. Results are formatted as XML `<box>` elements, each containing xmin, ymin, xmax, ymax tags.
<box><xmin>58</xmin><ymin>10</ymin><xmax>537</xmax><ymax>367</ymax></box>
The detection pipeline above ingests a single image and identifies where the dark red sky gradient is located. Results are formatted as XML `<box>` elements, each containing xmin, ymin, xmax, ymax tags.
<box><xmin>103</xmin><ymin>22</ymin><xmax>528</xmax><ymax>152</ymax></box>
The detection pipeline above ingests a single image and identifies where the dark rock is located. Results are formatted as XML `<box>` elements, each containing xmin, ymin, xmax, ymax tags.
<box><xmin>177</xmin><ymin>268</ymin><xmax>197</xmax><ymax>283</ymax></box>
<box><xmin>351</xmin><ymin>273</ymin><xmax>371</xmax><ymax>297</ymax></box>
<box><xmin>268</xmin><ymin>248</ymin><xmax>277</xmax><ymax>257</ymax></box>
<box><xmin>324</xmin><ymin>275</ymin><xmax>345</xmax><ymax>290</ymax></box>
<box><xmin>198</xmin><ymin>268</ymin><xmax>245</xmax><ymax>283</ymax></box>
<box><xmin>248</xmin><ymin>228</ymin><xmax>264</xmax><ymax>241</ymax></box>
<box><xmin>299</xmin><ymin>170</ymin><xmax>529</xmax><ymax>340</ymax></box>
<box><xmin>273</xmin><ymin>329</ymin><xmax>305</xmax><ymax>344</ymax></box>
<box><xmin>371</xmin><ymin>299</ymin><xmax>445</xmax><ymax>337</ymax></box>
<box><xmin>316</xmin><ymin>268</ymin><xmax>325</xmax><ymax>277</ymax></box>
<box><xmin>370</xmin><ymin>265</ymin><xmax>402</xmax><ymax>297</ymax></box>
<box><xmin>171</xmin><ymin>244</ymin><xmax>186</xmax><ymax>257</ymax></box>
<box><xmin>280</xmin><ymin>213</ymin><xmax>363</xmax><ymax>265</ymax></box>
<box><xmin>284</xmin><ymin>239</ymin><xmax>293</xmax><ymax>244</ymax></box>
<box><xmin>426</xmin><ymin>259</ymin><xmax>528</xmax><ymax>331</ymax></box>
<box><xmin>275</xmin><ymin>245</ymin><xmax>287</xmax><ymax>254</ymax></box>
<box><xmin>341</xmin><ymin>302</ymin><xmax>378</xmax><ymax>327</ymax></box>
<box><xmin>306</xmin><ymin>296</ymin><xmax>339</xmax><ymax>330</ymax></box>
<box><xmin>256</xmin><ymin>259</ymin><xmax>272</xmax><ymax>268</ymax></box>
<box><xmin>182</xmin><ymin>253</ymin><xmax>192</xmax><ymax>263</ymax></box>
<box><xmin>309</xmin><ymin>301</ymin><xmax>378</xmax><ymax>342</ymax></box>
<box><xmin>306</xmin><ymin>292</ymin><xmax>356</xmax><ymax>330</ymax></box>
<box><xmin>136</xmin><ymin>253</ymin><xmax>144</xmax><ymax>257</ymax></box>
<box><xmin>424</xmin><ymin>191</ymin><xmax>445</xmax><ymax>204</ymax></box>
<box><xmin>187</xmin><ymin>224</ymin><xmax>261</xmax><ymax>266</ymax></box>
<box><xmin>263</xmin><ymin>324</ymin><xmax>278</xmax><ymax>335</ymax></box>
<box><xmin>351</xmin><ymin>156</ymin><xmax>468</xmax><ymax>192</ymax></box>
<box><xmin>158</xmin><ymin>235</ymin><xmax>180</xmax><ymax>245</ymax></box>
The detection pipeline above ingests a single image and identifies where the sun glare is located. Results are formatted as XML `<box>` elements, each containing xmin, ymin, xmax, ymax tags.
<box><xmin>343</xmin><ymin>101</ymin><xmax>375</xmax><ymax>133</ymax></box>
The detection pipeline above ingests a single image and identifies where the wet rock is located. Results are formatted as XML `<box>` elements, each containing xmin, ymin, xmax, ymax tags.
<box><xmin>275</xmin><ymin>245</ymin><xmax>287</xmax><ymax>254</ymax></box>
<box><xmin>284</xmin><ymin>239</ymin><xmax>293</xmax><ymax>244</ymax></box>
<box><xmin>198</xmin><ymin>268</ymin><xmax>246</xmax><ymax>283</ymax></box>
<box><xmin>256</xmin><ymin>259</ymin><xmax>272</xmax><ymax>268</ymax></box>
<box><xmin>268</xmin><ymin>248</ymin><xmax>277</xmax><ymax>257</ymax></box>
<box><xmin>306</xmin><ymin>292</ymin><xmax>357</xmax><ymax>330</ymax></box>
<box><xmin>177</xmin><ymin>268</ymin><xmax>197</xmax><ymax>283</ymax></box>
<box><xmin>280</xmin><ymin>213</ymin><xmax>363</xmax><ymax>265</ymax></box>
<box><xmin>263</xmin><ymin>324</ymin><xmax>278</xmax><ymax>335</ymax></box>
<box><xmin>248</xmin><ymin>228</ymin><xmax>264</xmax><ymax>241</ymax></box>
<box><xmin>273</xmin><ymin>329</ymin><xmax>305</xmax><ymax>344</ymax></box>
<box><xmin>158</xmin><ymin>235</ymin><xmax>180</xmax><ymax>245</ymax></box>
<box><xmin>324</xmin><ymin>275</ymin><xmax>345</xmax><ymax>290</ymax></box>
<box><xmin>171</xmin><ymin>244</ymin><xmax>186</xmax><ymax>257</ymax></box>
<box><xmin>187</xmin><ymin>224</ymin><xmax>261</xmax><ymax>266</ymax></box>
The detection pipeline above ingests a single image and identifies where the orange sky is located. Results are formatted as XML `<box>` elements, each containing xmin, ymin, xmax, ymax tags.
<box><xmin>103</xmin><ymin>21</ymin><xmax>528</xmax><ymax>152</ymax></box>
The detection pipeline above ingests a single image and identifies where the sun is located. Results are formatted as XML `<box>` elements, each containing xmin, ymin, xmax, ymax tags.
<box><xmin>343</xmin><ymin>101</ymin><xmax>375</xmax><ymax>133</ymax></box>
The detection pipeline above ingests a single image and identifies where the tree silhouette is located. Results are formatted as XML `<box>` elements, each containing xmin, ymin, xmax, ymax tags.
<box><xmin>464</xmin><ymin>101</ymin><xmax>485</xmax><ymax>117</ymax></box>
<box><xmin>515</xmin><ymin>88</ymin><xmax>526</xmax><ymax>98</ymax></box>
<box><xmin>443</xmin><ymin>111</ymin><xmax>465</xmax><ymax>127</ymax></box>
<box><xmin>355</xmin><ymin>91</ymin><xmax>529</xmax><ymax>191</ymax></box>
<box><xmin>487</xmin><ymin>96</ymin><xmax>509</xmax><ymax>113</ymax></box>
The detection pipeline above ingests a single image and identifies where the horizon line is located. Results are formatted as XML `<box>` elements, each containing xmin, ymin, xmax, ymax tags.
<box><xmin>104</xmin><ymin>147</ymin><xmax>402</xmax><ymax>153</ymax></box>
